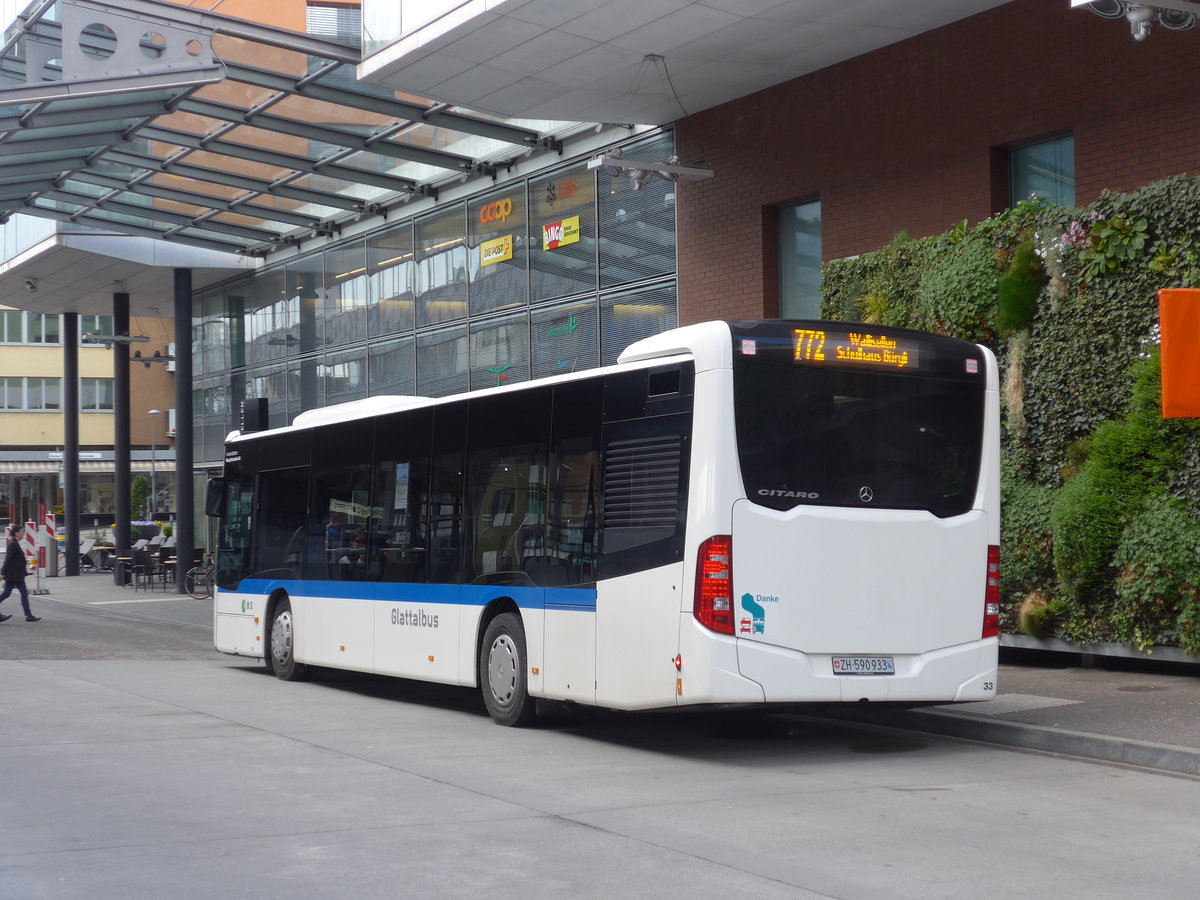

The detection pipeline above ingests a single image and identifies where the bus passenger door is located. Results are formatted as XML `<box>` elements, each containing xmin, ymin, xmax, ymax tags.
<box><xmin>538</xmin><ymin>380</ymin><xmax>603</xmax><ymax>706</ymax></box>
<box><xmin>593</xmin><ymin>365</ymin><xmax>693</xmax><ymax>710</ymax></box>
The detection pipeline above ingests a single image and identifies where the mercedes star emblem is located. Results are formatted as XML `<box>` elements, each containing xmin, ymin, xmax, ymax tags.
<box><xmin>859</xmin><ymin>486</ymin><xmax>874</xmax><ymax>503</ymax></box>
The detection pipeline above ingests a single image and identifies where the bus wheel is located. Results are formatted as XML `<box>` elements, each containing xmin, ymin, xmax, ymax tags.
<box><xmin>269</xmin><ymin>598</ymin><xmax>310</xmax><ymax>682</ymax></box>
<box><xmin>480</xmin><ymin>613</ymin><xmax>536</xmax><ymax>726</ymax></box>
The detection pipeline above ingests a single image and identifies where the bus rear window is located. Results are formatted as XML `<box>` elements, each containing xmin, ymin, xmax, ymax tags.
<box><xmin>733</xmin><ymin>360</ymin><xmax>984</xmax><ymax>518</ymax></box>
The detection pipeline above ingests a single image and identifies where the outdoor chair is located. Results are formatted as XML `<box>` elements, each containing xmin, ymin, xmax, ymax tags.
<box><xmin>78</xmin><ymin>538</ymin><xmax>96</xmax><ymax>573</ymax></box>
<box><xmin>131</xmin><ymin>549</ymin><xmax>168</xmax><ymax>592</ymax></box>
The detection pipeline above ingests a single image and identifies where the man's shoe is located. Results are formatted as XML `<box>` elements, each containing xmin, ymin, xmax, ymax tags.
<box><xmin>25</xmin><ymin>615</ymin><xmax>40</xmax><ymax>622</ymax></box>
<box><xmin>0</xmin><ymin>613</ymin><xmax>11</xmax><ymax>622</ymax></box>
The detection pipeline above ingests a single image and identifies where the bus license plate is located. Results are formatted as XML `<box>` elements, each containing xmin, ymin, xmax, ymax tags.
<box><xmin>832</xmin><ymin>656</ymin><xmax>895</xmax><ymax>675</ymax></box>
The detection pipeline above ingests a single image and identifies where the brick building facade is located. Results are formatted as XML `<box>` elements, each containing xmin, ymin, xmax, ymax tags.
<box><xmin>675</xmin><ymin>0</ymin><xmax>1200</xmax><ymax>323</ymax></box>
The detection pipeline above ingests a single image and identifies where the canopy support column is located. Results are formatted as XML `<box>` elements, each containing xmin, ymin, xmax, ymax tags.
<box><xmin>62</xmin><ymin>312</ymin><xmax>80</xmax><ymax>575</ymax></box>
<box><xmin>113</xmin><ymin>292</ymin><xmax>131</xmax><ymax>576</ymax></box>
<box><xmin>173</xmin><ymin>269</ymin><xmax>194</xmax><ymax>592</ymax></box>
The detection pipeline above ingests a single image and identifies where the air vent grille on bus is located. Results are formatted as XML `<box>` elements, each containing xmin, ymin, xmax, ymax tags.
<box><xmin>603</xmin><ymin>435</ymin><xmax>682</xmax><ymax>528</ymax></box>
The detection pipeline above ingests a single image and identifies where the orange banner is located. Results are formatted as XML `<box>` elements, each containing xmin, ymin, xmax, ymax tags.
<box><xmin>1159</xmin><ymin>288</ymin><xmax>1200</xmax><ymax>418</ymax></box>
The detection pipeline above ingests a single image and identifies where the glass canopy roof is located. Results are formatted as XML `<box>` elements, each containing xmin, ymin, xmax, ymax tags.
<box><xmin>0</xmin><ymin>0</ymin><xmax>565</xmax><ymax>257</ymax></box>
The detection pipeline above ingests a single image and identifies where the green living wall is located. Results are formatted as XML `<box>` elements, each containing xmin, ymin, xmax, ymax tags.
<box><xmin>821</xmin><ymin>175</ymin><xmax>1200</xmax><ymax>653</ymax></box>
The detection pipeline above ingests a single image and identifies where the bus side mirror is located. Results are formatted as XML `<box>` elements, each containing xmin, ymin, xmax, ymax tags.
<box><xmin>205</xmin><ymin>478</ymin><xmax>227</xmax><ymax>517</ymax></box>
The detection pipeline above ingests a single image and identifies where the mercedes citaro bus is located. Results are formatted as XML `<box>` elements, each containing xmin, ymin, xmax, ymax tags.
<box><xmin>207</xmin><ymin>320</ymin><xmax>1000</xmax><ymax>725</ymax></box>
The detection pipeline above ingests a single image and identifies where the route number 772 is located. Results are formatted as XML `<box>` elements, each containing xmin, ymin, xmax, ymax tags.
<box><xmin>793</xmin><ymin>329</ymin><xmax>826</xmax><ymax>362</ymax></box>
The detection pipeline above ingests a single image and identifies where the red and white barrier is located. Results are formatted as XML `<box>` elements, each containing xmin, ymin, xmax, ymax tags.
<box><xmin>23</xmin><ymin>520</ymin><xmax>36</xmax><ymax>566</ymax></box>
<box><xmin>43</xmin><ymin>507</ymin><xmax>56</xmax><ymax>579</ymax></box>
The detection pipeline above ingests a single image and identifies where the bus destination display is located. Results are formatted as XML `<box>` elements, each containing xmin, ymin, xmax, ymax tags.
<box><xmin>791</xmin><ymin>328</ymin><xmax>919</xmax><ymax>370</ymax></box>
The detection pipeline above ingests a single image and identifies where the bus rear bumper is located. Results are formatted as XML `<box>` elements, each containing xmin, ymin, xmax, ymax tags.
<box><xmin>733</xmin><ymin>637</ymin><xmax>999</xmax><ymax>704</ymax></box>
<box><xmin>675</xmin><ymin>619</ymin><xmax>767</xmax><ymax>706</ymax></box>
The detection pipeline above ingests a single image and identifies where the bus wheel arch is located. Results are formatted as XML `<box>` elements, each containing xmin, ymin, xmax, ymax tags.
<box><xmin>261</xmin><ymin>589</ymin><xmax>285</xmax><ymax>673</ymax></box>
<box><xmin>477</xmin><ymin>601</ymin><xmax>536</xmax><ymax>727</ymax></box>
<box><xmin>266</xmin><ymin>590</ymin><xmax>311</xmax><ymax>682</ymax></box>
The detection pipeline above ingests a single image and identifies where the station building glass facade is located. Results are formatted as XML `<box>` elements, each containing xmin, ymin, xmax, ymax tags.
<box><xmin>192</xmin><ymin>131</ymin><xmax>679</xmax><ymax>467</ymax></box>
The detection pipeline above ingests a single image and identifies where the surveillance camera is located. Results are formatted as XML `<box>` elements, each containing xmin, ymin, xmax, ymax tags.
<box><xmin>1126</xmin><ymin>4</ymin><xmax>1156</xmax><ymax>24</ymax></box>
<box><xmin>24</xmin><ymin>278</ymin><xmax>37</xmax><ymax>292</ymax></box>
<box><xmin>1127</xmin><ymin>3</ymin><xmax>1155</xmax><ymax>38</ymax></box>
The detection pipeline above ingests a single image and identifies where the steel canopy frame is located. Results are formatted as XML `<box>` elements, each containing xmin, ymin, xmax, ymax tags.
<box><xmin>0</xmin><ymin>0</ymin><xmax>563</xmax><ymax>257</ymax></box>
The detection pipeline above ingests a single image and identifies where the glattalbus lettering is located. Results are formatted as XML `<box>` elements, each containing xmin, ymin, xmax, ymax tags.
<box><xmin>390</xmin><ymin>607</ymin><xmax>440</xmax><ymax>629</ymax></box>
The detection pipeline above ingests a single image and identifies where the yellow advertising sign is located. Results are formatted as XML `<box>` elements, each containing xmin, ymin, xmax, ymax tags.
<box><xmin>542</xmin><ymin>215</ymin><xmax>580</xmax><ymax>251</ymax></box>
<box><xmin>480</xmin><ymin>234</ymin><xmax>513</xmax><ymax>267</ymax></box>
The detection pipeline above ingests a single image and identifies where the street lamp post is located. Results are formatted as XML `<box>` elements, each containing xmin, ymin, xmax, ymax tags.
<box><xmin>148</xmin><ymin>409</ymin><xmax>161</xmax><ymax>520</ymax></box>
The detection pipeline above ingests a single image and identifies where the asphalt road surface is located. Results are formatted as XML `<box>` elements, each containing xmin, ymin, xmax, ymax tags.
<box><xmin>2</xmin><ymin>581</ymin><xmax>1198</xmax><ymax>899</ymax></box>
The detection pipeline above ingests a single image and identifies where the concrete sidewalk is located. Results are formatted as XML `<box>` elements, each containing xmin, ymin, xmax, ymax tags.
<box><xmin>822</xmin><ymin>658</ymin><xmax>1200</xmax><ymax>778</ymax></box>
<box><xmin>25</xmin><ymin>571</ymin><xmax>1200</xmax><ymax>778</ymax></box>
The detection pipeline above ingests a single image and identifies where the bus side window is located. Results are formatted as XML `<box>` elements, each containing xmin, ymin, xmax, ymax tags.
<box><xmin>428</xmin><ymin>402</ymin><xmax>467</xmax><ymax>584</ymax></box>
<box><xmin>216</xmin><ymin>474</ymin><xmax>251</xmax><ymax>589</ymax></box>
<box><xmin>463</xmin><ymin>388</ymin><xmax>551</xmax><ymax>585</ymax></box>
<box><xmin>544</xmin><ymin>379</ymin><xmax>603</xmax><ymax>587</ymax></box>
<box><xmin>374</xmin><ymin>409</ymin><xmax>432</xmax><ymax>584</ymax></box>
<box><xmin>306</xmin><ymin>419</ymin><xmax>374</xmax><ymax>582</ymax></box>
<box><xmin>253</xmin><ymin>466</ymin><xmax>310</xmax><ymax>578</ymax></box>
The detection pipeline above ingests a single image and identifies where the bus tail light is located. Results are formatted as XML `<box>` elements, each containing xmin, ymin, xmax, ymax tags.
<box><xmin>694</xmin><ymin>535</ymin><xmax>734</xmax><ymax>635</ymax></box>
<box><xmin>983</xmin><ymin>545</ymin><xmax>1000</xmax><ymax>638</ymax></box>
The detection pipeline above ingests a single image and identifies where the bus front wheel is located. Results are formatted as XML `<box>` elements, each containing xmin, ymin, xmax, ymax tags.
<box><xmin>480</xmin><ymin>613</ymin><xmax>536</xmax><ymax>726</ymax></box>
<box><xmin>269</xmin><ymin>597</ymin><xmax>311</xmax><ymax>682</ymax></box>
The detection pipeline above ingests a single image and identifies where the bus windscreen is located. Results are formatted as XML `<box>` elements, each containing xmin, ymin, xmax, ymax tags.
<box><xmin>730</xmin><ymin>321</ymin><xmax>986</xmax><ymax>518</ymax></box>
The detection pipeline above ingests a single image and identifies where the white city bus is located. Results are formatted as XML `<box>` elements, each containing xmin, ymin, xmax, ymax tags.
<box><xmin>208</xmin><ymin>319</ymin><xmax>1000</xmax><ymax>725</ymax></box>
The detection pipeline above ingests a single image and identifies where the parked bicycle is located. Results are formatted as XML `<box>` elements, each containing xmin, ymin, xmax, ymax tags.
<box><xmin>185</xmin><ymin>554</ymin><xmax>215</xmax><ymax>600</ymax></box>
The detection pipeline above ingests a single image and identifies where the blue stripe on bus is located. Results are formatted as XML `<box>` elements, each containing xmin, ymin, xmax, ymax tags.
<box><xmin>236</xmin><ymin>579</ymin><xmax>597</xmax><ymax>612</ymax></box>
<box><xmin>545</xmin><ymin>590</ymin><xmax>599</xmax><ymax>612</ymax></box>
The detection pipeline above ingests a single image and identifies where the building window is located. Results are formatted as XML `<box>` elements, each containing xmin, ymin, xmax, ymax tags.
<box><xmin>79</xmin><ymin>315</ymin><xmax>114</xmax><ymax>341</ymax></box>
<box><xmin>27</xmin><ymin>377</ymin><xmax>61</xmax><ymax>410</ymax></box>
<box><xmin>307</xmin><ymin>3</ymin><xmax>387</xmax><ymax>95</ymax></box>
<box><xmin>779</xmin><ymin>200</ymin><xmax>822</xmax><ymax>319</ymax></box>
<box><xmin>28</xmin><ymin>313</ymin><xmax>60</xmax><ymax>344</ymax></box>
<box><xmin>530</xmin><ymin>164</ymin><xmax>595</xmax><ymax>302</ymax></box>
<box><xmin>81</xmin><ymin>377</ymin><xmax>115</xmax><ymax>411</ymax></box>
<box><xmin>0</xmin><ymin>376</ymin><xmax>61</xmax><ymax>410</ymax></box>
<box><xmin>0</xmin><ymin>310</ymin><xmax>66</xmax><ymax>344</ymax></box>
<box><xmin>599</xmin><ymin>132</ymin><xmax>677</xmax><ymax>289</ymax></box>
<box><xmin>1011</xmin><ymin>136</ymin><xmax>1074</xmax><ymax>207</ymax></box>
<box><xmin>0</xmin><ymin>377</ymin><xmax>20</xmax><ymax>409</ymax></box>
<box><xmin>307</xmin><ymin>2</ymin><xmax>361</xmax><ymax>42</ymax></box>
<box><xmin>0</xmin><ymin>310</ymin><xmax>21</xmax><ymax>343</ymax></box>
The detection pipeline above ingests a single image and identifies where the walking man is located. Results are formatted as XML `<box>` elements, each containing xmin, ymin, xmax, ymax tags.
<box><xmin>1</xmin><ymin>523</ymin><xmax>40</xmax><ymax>622</ymax></box>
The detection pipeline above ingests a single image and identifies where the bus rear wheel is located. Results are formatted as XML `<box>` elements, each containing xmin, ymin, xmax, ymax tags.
<box><xmin>480</xmin><ymin>612</ymin><xmax>536</xmax><ymax>726</ymax></box>
<box><xmin>269</xmin><ymin>597</ymin><xmax>311</xmax><ymax>682</ymax></box>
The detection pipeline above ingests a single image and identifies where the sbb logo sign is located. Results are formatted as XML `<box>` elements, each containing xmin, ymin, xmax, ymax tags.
<box><xmin>479</xmin><ymin>198</ymin><xmax>513</xmax><ymax>224</ymax></box>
